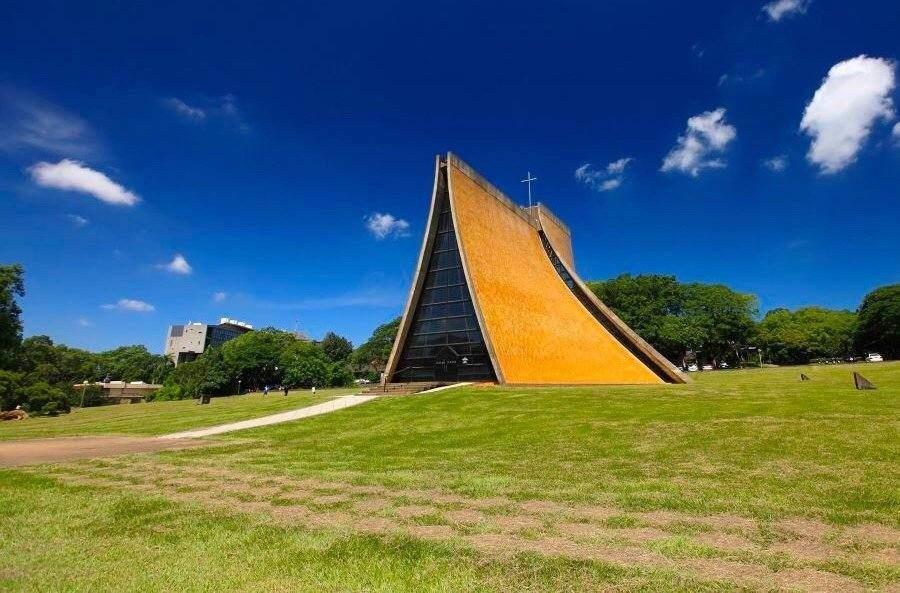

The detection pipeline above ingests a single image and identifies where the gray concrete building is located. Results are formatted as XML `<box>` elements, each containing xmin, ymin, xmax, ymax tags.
<box><xmin>165</xmin><ymin>317</ymin><xmax>253</xmax><ymax>365</ymax></box>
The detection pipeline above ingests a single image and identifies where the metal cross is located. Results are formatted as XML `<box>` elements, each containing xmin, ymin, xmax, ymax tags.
<box><xmin>521</xmin><ymin>172</ymin><xmax>537</xmax><ymax>209</ymax></box>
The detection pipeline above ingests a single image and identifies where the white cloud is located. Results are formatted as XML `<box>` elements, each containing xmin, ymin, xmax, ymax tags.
<box><xmin>661</xmin><ymin>108</ymin><xmax>736</xmax><ymax>176</ymax></box>
<box><xmin>763</xmin><ymin>0</ymin><xmax>810</xmax><ymax>21</ymax></box>
<box><xmin>893</xmin><ymin>122</ymin><xmax>900</xmax><ymax>142</ymax></box>
<box><xmin>0</xmin><ymin>88</ymin><xmax>99</xmax><ymax>158</ymax></box>
<box><xmin>67</xmin><ymin>213</ymin><xmax>89</xmax><ymax>226</ymax></box>
<box><xmin>365</xmin><ymin>213</ymin><xmax>410</xmax><ymax>239</ymax></box>
<box><xmin>28</xmin><ymin>159</ymin><xmax>140</xmax><ymax>206</ymax></box>
<box><xmin>800</xmin><ymin>55</ymin><xmax>896</xmax><ymax>174</ymax></box>
<box><xmin>162</xmin><ymin>94</ymin><xmax>248</xmax><ymax>132</ymax></box>
<box><xmin>102</xmin><ymin>298</ymin><xmax>155</xmax><ymax>312</ymax></box>
<box><xmin>163</xmin><ymin>97</ymin><xmax>206</xmax><ymax>120</ymax></box>
<box><xmin>76</xmin><ymin>317</ymin><xmax>92</xmax><ymax>327</ymax></box>
<box><xmin>575</xmin><ymin>157</ymin><xmax>633</xmax><ymax>192</ymax></box>
<box><xmin>762</xmin><ymin>155</ymin><xmax>788</xmax><ymax>172</ymax></box>
<box><xmin>212</xmin><ymin>291</ymin><xmax>227</xmax><ymax>303</ymax></box>
<box><xmin>158</xmin><ymin>254</ymin><xmax>192</xmax><ymax>275</ymax></box>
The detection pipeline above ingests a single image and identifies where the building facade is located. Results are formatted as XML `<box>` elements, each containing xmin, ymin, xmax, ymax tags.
<box><xmin>165</xmin><ymin>318</ymin><xmax>253</xmax><ymax>365</ymax></box>
<box><xmin>385</xmin><ymin>153</ymin><xmax>686</xmax><ymax>385</ymax></box>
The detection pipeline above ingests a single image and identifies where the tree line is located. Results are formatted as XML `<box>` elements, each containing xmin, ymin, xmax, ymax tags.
<box><xmin>1</xmin><ymin>263</ymin><xmax>897</xmax><ymax>415</ymax></box>
<box><xmin>587</xmin><ymin>274</ymin><xmax>898</xmax><ymax>367</ymax></box>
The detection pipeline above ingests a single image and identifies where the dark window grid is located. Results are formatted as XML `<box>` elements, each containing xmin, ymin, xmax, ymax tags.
<box><xmin>426</xmin><ymin>264</ymin><xmax>462</xmax><ymax>273</ymax></box>
<box><xmin>410</xmin><ymin>325</ymin><xmax>482</xmax><ymax>337</ymax></box>
<box><xmin>422</xmin><ymin>281</ymin><xmax>467</xmax><ymax>290</ymax></box>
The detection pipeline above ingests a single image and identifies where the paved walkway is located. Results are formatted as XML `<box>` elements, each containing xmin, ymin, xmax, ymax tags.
<box><xmin>158</xmin><ymin>394</ymin><xmax>378</xmax><ymax>440</ymax></box>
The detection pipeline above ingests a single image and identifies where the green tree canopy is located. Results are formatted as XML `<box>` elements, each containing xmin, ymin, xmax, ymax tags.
<box><xmin>855</xmin><ymin>284</ymin><xmax>900</xmax><ymax>359</ymax></box>
<box><xmin>756</xmin><ymin>307</ymin><xmax>857</xmax><ymax>364</ymax></box>
<box><xmin>221</xmin><ymin>328</ymin><xmax>295</xmax><ymax>388</ymax></box>
<box><xmin>351</xmin><ymin>316</ymin><xmax>400</xmax><ymax>373</ymax></box>
<box><xmin>588</xmin><ymin>275</ymin><xmax>757</xmax><ymax>363</ymax></box>
<box><xmin>320</xmin><ymin>332</ymin><xmax>353</xmax><ymax>363</ymax></box>
<box><xmin>0</xmin><ymin>264</ymin><xmax>25</xmax><ymax>370</ymax></box>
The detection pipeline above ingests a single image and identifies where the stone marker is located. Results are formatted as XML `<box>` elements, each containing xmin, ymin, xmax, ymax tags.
<box><xmin>852</xmin><ymin>372</ymin><xmax>876</xmax><ymax>390</ymax></box>
<box><xmin>800</xmin><ymin>373</ymin><xmax>811</xmax><ymax>381</ymax></box>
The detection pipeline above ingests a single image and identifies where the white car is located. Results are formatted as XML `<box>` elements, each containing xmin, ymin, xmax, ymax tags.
<box><xmin>687</xmin><ymin>364</ymin><xmax>699</xmax><ymax>372</ymax></box>
<box><xmin>866</xmin><ymin>353</ymin><xmax>884</xmax><ymax>363</ymax></box>
<box><xmin>701</xmin><ymin>364</ymin><xmax>714</xmax><ymax>371</ymax></box>
<box><xmin>719</xmin><ymin>362</ymin><xmax>730</xmax><ymax>369</ymax></box>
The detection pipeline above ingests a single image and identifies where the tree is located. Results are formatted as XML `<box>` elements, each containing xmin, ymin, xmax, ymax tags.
<box><xmin>20</xmin><ymin>382</ymin><xmax>70</xmax><ymax>416</ymax></box>
<box><xmin>0</xmin><ymin>264</ymin><xmax>25</xmax><ymax>370</ymax></box>
<box><xmin>855</xmin><ymin>284</ymin><xmax>900</xmax><ymax>359</ymax></box>
<box><xmin>757</xmin><ymin>307</ymin><xmax>857</xmax><ymax>364</ymax></box>
<box><xmin>221</xmin><ymin>328</ymin><xmax>295</xmax><ymax>389</ymax></box>
<box><xmin>351</xmin><ymin>317</ymin><xmax>401</xmax><ymax>373</ymax></box>
<box><xmin>0</xmin><ymin>369</ymin><xmax>23</xmax><ymax>411</ymax></box>
<box><xmin>96</xmin><ymin>345</ymin><xmax>170</xmax><ymax>383</ymax></box>
<box><xmin>320</xmin><ymin>332</ymin><xmax>353</xmax><ymax>363</ymax></box>
<box><xmin>281</xmin><ymin>342</ymin><xmax>331</xmax><ymax>388</ymax></box>
<box><xmin>587</xmin><ymin>274</ymin><xmax>682</xmax><ymax>347</ymax></box>
<box><xmin>587</xmin><ymin>276</ymin><xmax>757</xmax><ymax>364</ymax></box>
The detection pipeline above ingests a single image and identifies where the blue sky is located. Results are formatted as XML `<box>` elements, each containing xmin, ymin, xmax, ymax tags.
<box><xmin>1</xmin><ymin>0</ymin><xmax>898</xmax><ymax>353</ymax></box>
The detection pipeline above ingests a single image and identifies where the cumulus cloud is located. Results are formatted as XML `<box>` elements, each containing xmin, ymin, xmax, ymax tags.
<box><xmin>67</xmin><ymin>213</ymin><xmax>89</xmax><ymax>226</ymax></box>
<box><xmin>212</xmin><ymin>291</ymin><xmax>227</xmax><ymax>303</ymax></box>
<box><xmin>800</xmin><ymin>55</ymin><xmax>896</xmax><ymax>174</ymax></box>
<box><xmin>762</xmin><ymin>0</ymin><xmax>811</xmax><ymax>21</ymax></box>
<box><xmin>102</xmin><ymin>299</ymin><xmax>155</xmax><ymax>312</ymax></box>
<box><xmin>158</xmin><ymin>254</ymin><xmax>192</xmax><ymax>275</ymax></box>
<box><xmin>163</xmin><ymin>97</ymin><xmax>206</xmax><ymax>120</ymax></box>
<box><xmin>762</xmin><ymin>155</ymin><xmax>788</xmax><ymax>172</ymax></box>
<box><xmin>661</xmin><ymin>108</ymin><xmax>736</xmax><ymax>176</ymax></box>
<box><xmin>365</xmin><ymin>213</ymin><xmax>410</xmax><ymax>239</ymax></box>
<box><xmin>0</xmin><ymin>87</ymin><xmax>99</xmax><ymax>158</ymax></box>
<box><xmin>575</xmin><ymin>157</ymin><xmax>633</xmax><ymax>192</ymax></box>
<box><xmin>28</xmin><ymin>159</ymin><xmax>140</xmax><ymax>206</ymax></box>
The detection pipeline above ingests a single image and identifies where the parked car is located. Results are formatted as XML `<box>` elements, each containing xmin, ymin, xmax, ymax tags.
<box><xmin>353</xmin><ymin>378</ymin><xmax>371</xmax><ymax>385</ymax></box>
<box><xmin>718</xmin><ymin>362</ymin><xmax>730</xmax><ymax>369</ymax></box>
<box><xmin>687</xmin><ymin>364</ymin><xmax>699</xmax><ymax>372</ymax></box>
<box><xmin>701</xmin><ymin>364</ymin><xmax>714</xmax><ymax>371</ymax></box>
<box><xmin>866</xmin><ymin>353</ymin><xmax>884</xmax><ymax>363</ymax></box>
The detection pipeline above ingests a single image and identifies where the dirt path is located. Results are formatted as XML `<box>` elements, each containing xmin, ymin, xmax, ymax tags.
<box><xmin>0</xmin><ymin>395</ymin><xmax>380</xmax><ymax>467</ymax></box>
<box><xmin>0</xmin><ymin>436</ymin><xmax>209</xmax><ymax>467</ymax></box>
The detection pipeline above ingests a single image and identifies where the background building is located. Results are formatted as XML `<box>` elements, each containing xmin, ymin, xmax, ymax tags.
<box><xmin>165</xmin><ymin>318</ymin><xmax>253</xmax><ymax>365</ymax></box>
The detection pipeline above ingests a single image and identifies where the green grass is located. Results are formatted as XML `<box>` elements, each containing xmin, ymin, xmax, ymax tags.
<box><xmin>1</xmin><ymin>363</ymin><xmax>898</xmax><ymax>591</ymax></box>
<box><xmin>0</xmin><ymin>388</ymin><xmax>356</xmax><ymax>440</ymax></box>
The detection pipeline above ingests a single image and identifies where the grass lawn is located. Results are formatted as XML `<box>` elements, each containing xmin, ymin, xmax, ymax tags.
<box><xmin>0</xmin><ymin>388</ymin><xmax>356</xmax><ymax>440</ymax></box>
<box><xmin>1</xmin><ymin>363</ymin><xmax>897</xmax><ymax>591</ymax></box>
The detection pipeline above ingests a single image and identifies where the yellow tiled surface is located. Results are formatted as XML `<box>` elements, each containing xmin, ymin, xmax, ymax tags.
<box><xmin>449</xmin><ymin>164</ymin><xmax>662</xmax><ymax>385</ymax></box>
<box><xmin>537</xmin><ymin>209</ymin><xmax>574</xmax><ymax>269</ymax></box>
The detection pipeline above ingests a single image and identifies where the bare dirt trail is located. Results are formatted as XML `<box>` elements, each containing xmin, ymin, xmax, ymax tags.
<box><xmin>0</xmin><ymin>394</ymin><xmax>379</xmax><ymax>467</ymax></box>
<box><xmin>0</xmin><ymin>436</ymin><xmax>209</xmax><ymax>467</ymax></box>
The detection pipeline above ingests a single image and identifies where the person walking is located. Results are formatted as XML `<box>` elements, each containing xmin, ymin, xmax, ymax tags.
<box><xmin>283</xmin><ymin>384</ymin><xmax>289</xmax><ymax>397</ymax></box>
<box><xmin>263</xmin><ymin>384</ymin><xmax>269</xmax><ymax>396</ymax></box>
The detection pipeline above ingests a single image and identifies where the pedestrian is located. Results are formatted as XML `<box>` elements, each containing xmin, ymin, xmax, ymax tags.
<box><xmin>283</xmin><ymin>384</ymin><xmax>289</xmax><ymax>397</ymax></box>
<box><xmin>311</xmin><ymin>385</ymin><xmax>316</xmax><ymax>395</ymax></box>
<box><xmin>263</xmin><ymin>384</ymin><xmax>269</xmax><ymax>396</ymax></box>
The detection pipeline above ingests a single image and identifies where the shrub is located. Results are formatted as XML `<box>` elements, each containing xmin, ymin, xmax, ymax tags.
<box><xmin>21</xmin><ymin>382</ymin><xmax>70</xmax><ymax>416</ymax></box>
<box><xmin>0</xmin><ymin>370</ymin><xmax>23</xmax><ymax>411</ymax></box>
<box><xmin>149</xmin><ymin>383</ymin><xmax>185</xmax><ymax>402</ymax></box>
<box><xmin>328</xmin><ymin>363</ymin><xmax>354</xmax><ymax>387</ymax></box>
